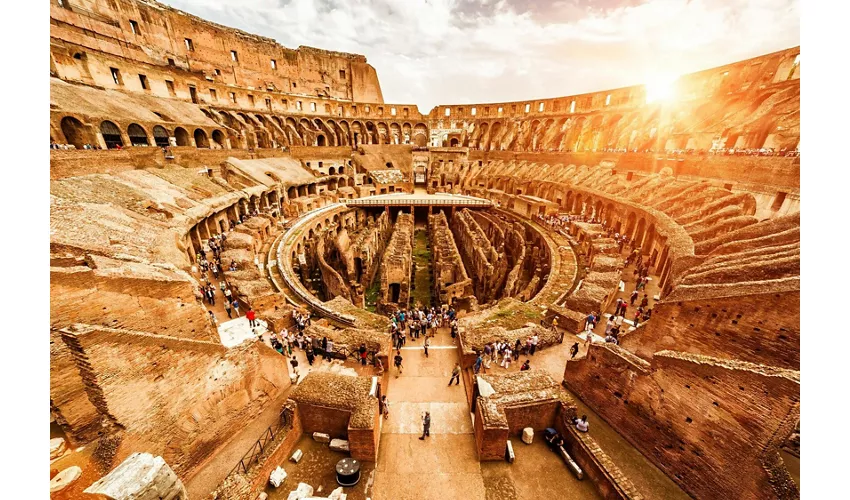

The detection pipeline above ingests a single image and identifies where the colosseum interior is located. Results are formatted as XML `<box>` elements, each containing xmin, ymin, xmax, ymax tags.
<box><xmin>48</xmin><ymin>1</ymin><xmax>801</xmax><ymax>499</ymax></box>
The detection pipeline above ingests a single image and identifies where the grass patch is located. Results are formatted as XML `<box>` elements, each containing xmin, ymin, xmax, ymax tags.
<box><xmin>364</xmin><ymin>281</ymin><xmax>381</xmax><ymax>313</ymax></box>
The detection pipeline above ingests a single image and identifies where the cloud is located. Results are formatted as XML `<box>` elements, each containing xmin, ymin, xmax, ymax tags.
<box><xmin>166</xmin><ymin>0</ymin><xmax>800</xmax><ymax>112</ymax></box>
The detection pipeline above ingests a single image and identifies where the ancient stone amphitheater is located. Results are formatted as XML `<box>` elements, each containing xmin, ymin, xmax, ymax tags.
<box><xmin>49</xmin><ymin>1</ymin><xmax>800</xmax><ymax>500</ymax></box>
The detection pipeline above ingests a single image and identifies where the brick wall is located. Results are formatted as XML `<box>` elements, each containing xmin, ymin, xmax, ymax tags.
<box><xmin>563</xmin><ymin>345</ymin><xmax>800</xmax><ymax>499</ymax></box>
<box><xmin>621</xmin><ymin>291</ymin><xmax>800</xmax><ymax>369</ymax></box>
<box><xmin>50</xmin><ymin>147</ymin><xmax>293</xmax><ymax>179</ymax></box>
<box><xmin>295</xmin><ymin>403</ymin><xmax>352</xmax><ymax>439</ymax></box>
<box><xmin>473</xmin><ymin>399</ymin><xmax>509</xmax><ymax>461</ymax></box>
<box><xmin>50</xmin><ymin>267</ymin><xmax>214</xmax><ymax>341</ymax></box>
<box><xmin>503</xmin><ymin>400</ymin><xmax>561</xmax><ymax>435</ymax></box>
<box><xmin>468</xmin><ymin>151</ymin><xmax>799</xmax><ymax>190</ymax></box>
<box><xmin>64</xmin><ymin>326</ymin><xmax>290</xmax><ymax>477</ymax></box>
<box><xmin>50</xmin><ymin>329</ymin><xmax>103</xmax><ymax>445</ymax></box>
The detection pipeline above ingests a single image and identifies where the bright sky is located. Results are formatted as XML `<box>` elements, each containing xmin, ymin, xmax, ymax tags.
<box><xmin>166</xmin><ymin>0</ymin><xmax>800</xmax><ymax>112</ymax></box>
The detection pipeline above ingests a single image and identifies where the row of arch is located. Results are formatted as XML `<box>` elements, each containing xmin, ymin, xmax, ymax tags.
<box><xmin>54</xmin><ymin>113</ymin><xmax>433</xmax><ymax>152</ymax></box>
<box><xmin>486</xmin><ymin>175</ymin><xmax>684</xmax><ymax>292</ymax></box>
<box><xmin>455</xmin><ymin>88</ymin><xmax>797</xmax><ymax>153</ymax></box>
<box><xmin>204</xmin><ymin>109</ymin><xmax>430</xmax><ymax>149</ymax></box>
<box><xmin>57</xmin><ymin>115</ymin><xmax>226</xmax><ymax>150</ymax></box>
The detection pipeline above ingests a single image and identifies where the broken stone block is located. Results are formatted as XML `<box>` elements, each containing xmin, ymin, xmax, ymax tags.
<box><xmin>327</xmin><ymin>487</ymin><xmax>345</xmax><ymax>500</ymax></box>
<box><xmin>329</xmin><ymin>439</ymin><xmax>350</xmax><ymax>452</ymax></box>
<box><xmin>286</xmin><ymin>482</ymin><xmax>314</xmax><ymax>500</ymax></box>
<box><xmin>313</xmin><ymin>432</ymin><xmax>331</xmax><ymax>443</ymax></box>
<box><xmin>50</xmin><ymin>437</ymin><xmax>67</xmax><ymax>460</ymax></box>
<box><xmin>269</xmin><ymin>466</ymin><xmax>288</xmax><ymax>488</ymax></box>
<box><xmin>84</xmin><ymin>452</ymin><xmax>186</xmax><ymax>499</ymax></box>
<box><xmin>290</xmin><ymin>449</ymin><xmax>303</xmax><ymax>463</ymax></box>
<box><xmin>522</xmin><ymin>427</ymin><xmax>534</xmax><ymax>444</ymax></box>
<box><xmin>50</xmin><ymin>466</ymin><xmax>82</xmax><ymax>493</ymax></box>
<box><xmin>258</xmin><ymin>493</ymin><xmax>269</xmax><ymax>500</ymax></box>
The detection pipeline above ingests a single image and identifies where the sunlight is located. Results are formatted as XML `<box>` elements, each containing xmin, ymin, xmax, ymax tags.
<box><xmin>645</xmin><ymin>74</ymin><xmax>680</xmax><ymax>104</ymax></box>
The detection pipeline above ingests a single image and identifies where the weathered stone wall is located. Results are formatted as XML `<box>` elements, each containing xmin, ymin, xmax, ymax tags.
<box><xmin>377</xmin><ymin>212</ymin><xmax>413</xmax><ymax>313</ymax></box>
<box><xmin>428</xmin><ymin>211</ymin><xmax>474</xmax><ymax>307</ymax></box>
<box><xmin>563</xmin><ymin>345</ymin><xmax>800</xmax><ymax>500</ymax></box>
<box><xmin>51</xmin><ymin>0</ymin><xmax>383</xmax><ymax>103</ymax></box>
<box><xmin>60</xmin><ymin>325</ymin><xmax>290</xmax><ymax>477</ymax></box>
<box><xmin>451</xmin><ymin>209</ymin><xmax>502</xmax><ymax>303</ymax></box>
<box><xmin>50</xmin><ymin>329</ymin><xmax>103</xmax><ymax>445</ymax></box>
<box><xmin>621</xmin><ymin>291</ymin><xmax>800</xmax><ymax>370</ymax></box>
<box><xmin>50</xmin><ymin>265</ymin><xmax>214</xmax><ymax>342</ymax></box>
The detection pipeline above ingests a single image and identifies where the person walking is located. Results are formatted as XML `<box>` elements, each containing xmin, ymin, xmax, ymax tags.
<box><xmin>394</xmin><ymin>350</ymin><xmax>404</xmax><ymax>377</ymax></box>
<box><xmin>305</xmin><ymin>345</ymin><xmax>315</xmax><ymax>365</ymax></box>
<box><xmin>232</xmin><ymin>299</ymin><xmax>240</xmax><ymax>317</ymax></box>
<box><xmin>290</xmin><ymin>355</ymin><xmax>299</xmax><ymax>376</ymax></box>
<box><xmin>530</xmin><ymin>334</ymin><xmax>539</xmax><ymax>355</ymax></box>
<box><xmin>208</xmin><ymin>310</ymin><xmax>217</xmax><ymax>327</ymax></box>
<box><xmin>223</xmin><ymin>300</ymin><xmax>232</xmax><ymax>319</ymax></box>
<box><xmin>381</xmin><ymin>395</ymin><xmax>390</xmax><ymax>419</ymax></box>
<box><xmin>449</xmin><ymin>363</ymin><xmax>461</xmax><ymax>386</ymax></box>
<box><xmin>418</xmin><ymin>411</ymin><xmax>431</xmax><ymax>440</ymax></box>
<box><xmin>474</xmin><ymin>353</ymin><xmax>483</xmax><ymax>374</ymax></box>
<box><xmin>630</xmin><ymin>289</ymin><xmax>639</xmax><ymax>306</ymax></box>
<box><xmin>423</xmin><ymin>337</ymin><xmax>430</xmax><ymax>357</ymax></box>
<box><xmin>246</xmin><ymin>308</ymin><xmax>257</xmax><ymax>328</ymax></box>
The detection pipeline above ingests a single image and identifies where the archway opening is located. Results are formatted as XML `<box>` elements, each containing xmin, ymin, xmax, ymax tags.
<box><xmin>174</xmin><ymin>127</ymin><xmax>190</xmax><ymax>146</ymax></box>
<box><xmin>152</xmin><ymin>125</ymin><xmax>170</xmax><ymax>147</ymax></box>
<box><xmin>100</xmin><ymin>121</ymin><xmax>123</xmax><ymax>149</ymax></box>
<box><xmin>127</xmin><ymin>124</ymin><xmax>149</xmax><ymax>146</ymax></box>
<box><xmin>212</xmin><ymin>130</ymin><xmax>225</xmax><ymax>148</ymax></box>
<box><xmin>194</xmin><ymin>129</ymin><xmax>210</xmax><ymax>148</ymax></box>
<box><xmin>60</xmin><ymin>116</ymin><xmax>89</xmax><ymax>149</ymax></box>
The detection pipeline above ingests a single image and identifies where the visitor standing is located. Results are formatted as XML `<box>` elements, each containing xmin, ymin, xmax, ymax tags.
<box><xmin>232</xmin><ymin>299</ymin><xmax>240</xmax><ymax>317</ymax></box>
<box><xmin>424</xmin><ymin>337</ymin><xmax>430</xmax><ymax>357</ymax></box>
<box><xmin>359</xmin><ymin>343</ymin><xmax>368</xmax><ymax>365</ymax></box>
<box><xmin>418</xmin><ymin>411</ymin><xmax>431</xmax><ymax>440</ymax></box>
<box><xmin>247</xmin><ymin>308</ymin><xmax>257</xmax><ymax>328</ymax></box>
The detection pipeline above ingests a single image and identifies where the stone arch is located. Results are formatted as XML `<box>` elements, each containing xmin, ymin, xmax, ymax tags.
<box><xmin>152</xmin><ymin>125</ymin><xmax>170</xmax><ymax>147</ymax></box>
<box><xmin>127</xmin><ymin>123</ymin><xmax>149</xmax><ymax>146</ymax></box>
<box><xmin>174</xmin><ymin>127</ymin><xmax>190</xmax><ymax>146</ymax></box>
<box><xmin>60</xmin><ymin>116</ymin><xmax>93</xmax><ymax>149</ymax></box>
<box><xmin>211</xmin><ymin>129</ymin><xmax>226</xmax><ymax>148</ymax></box>
<box><xmin>100</xmin><ymin>121</ymin><xmax>123</xmax><ymax>149</ymax></box>
<box><xmin>561</xmin><ymin>116</ymin><xmax>586</xmax><ymax>152</ymax></box>
<box><xmin>413</xmin><ymin>123</ymin><xmax>428</xmax><ymax>147</ymax></box>
<box><xmin>194</xmin><ymin>129</ymin><xmax>210</xmax><ymax>148</ymax></box>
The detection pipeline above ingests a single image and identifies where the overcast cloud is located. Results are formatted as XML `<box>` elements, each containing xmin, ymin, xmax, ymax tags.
<box><xmin>166</xmin><ymin>0</ymin><xmax>800</xmax><ymax>112</ymax></box>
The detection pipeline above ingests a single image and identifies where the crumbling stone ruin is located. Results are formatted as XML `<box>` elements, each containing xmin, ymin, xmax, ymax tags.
<box><xmin>376</xmin><ymin>213</ymin><xmax>414</xmax><ymax>313</ymax></box>
<box><xmin>48</xmin><ymin>1</ymin><xmax>800</xmax><ymax>499</ymax></box>
<box><xmin>428</xmin><ymin>211</ymin><xmax>475</xmax><ymax>309</ymax></box>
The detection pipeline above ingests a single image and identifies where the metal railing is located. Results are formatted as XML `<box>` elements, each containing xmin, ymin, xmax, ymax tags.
<box><xmin>228</xmin><ymin>408</ymin><xmax>292</xmax><ymax>477</ymax></box>
<box><xmin>345</xmin><ymin>198</ymin><xmax>492</xmax><ymax>207</ymax></box>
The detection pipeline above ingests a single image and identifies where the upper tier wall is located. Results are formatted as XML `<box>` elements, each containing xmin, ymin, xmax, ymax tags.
<box><xmin>50</xmin><ymin>0</ymin><xmax>383</xmax><ymax>103</ymax></box>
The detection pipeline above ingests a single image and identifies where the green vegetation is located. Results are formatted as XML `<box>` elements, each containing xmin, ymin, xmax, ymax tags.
<box><xmin>488</xmin><ymin>300</ymin><xmax>544</xmax><ymax>330</ymax></box>
<box><xmin>411</xmin><ymin>229</ymin><xmax>433</xmax><ymax>308</ymax></box>
<box><xmin>364</xmin><ymin>281</ymin><xmax>381</xmax><ymax>313</ymax></box>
